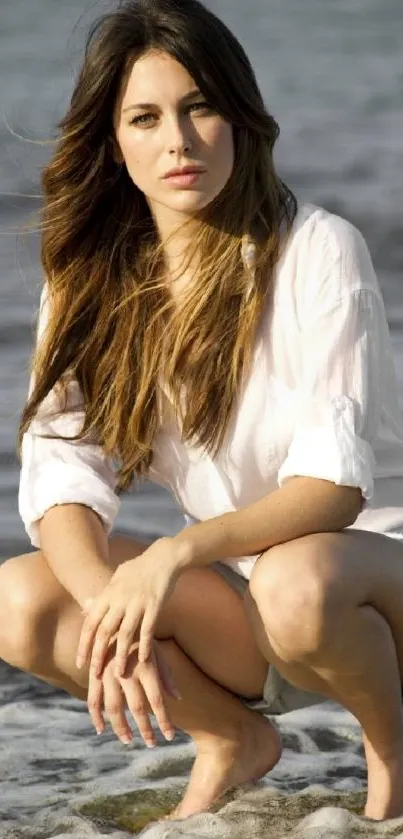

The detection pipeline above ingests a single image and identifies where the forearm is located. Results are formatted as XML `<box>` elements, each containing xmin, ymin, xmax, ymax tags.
<box><xmin>174</xmin><ymin>477</ymin><xmax>363</xmax><ymax>569</ymax></box>
<box><xmin>38</xmin><ymin>503</ymin><xmax>114</xmax><ymax>608</ymax></box>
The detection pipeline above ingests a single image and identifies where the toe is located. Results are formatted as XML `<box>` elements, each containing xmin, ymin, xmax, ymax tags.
<box><xmin>163</xmin><ymin>807</ymin><xmax>180</xmax><ymax>821</ymax></box>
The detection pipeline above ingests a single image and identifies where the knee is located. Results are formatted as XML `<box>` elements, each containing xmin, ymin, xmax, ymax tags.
<box><xmin>248</xmin><ymin>535</ymin><xmax>343</xmax><ymax>663</ymax></box>
<box><xmin>0</xmin><ymin>555</ymin><xmax>43</xmax><ymax>669</ymax></box>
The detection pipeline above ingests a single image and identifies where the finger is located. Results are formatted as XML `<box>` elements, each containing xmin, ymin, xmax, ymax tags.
<box><xmin>115</xmin><ymin>608</ymin><xmax>142</xmax><ymax>678</ymax></box>
<box><xmin>103</xmin><ymin>672</ymin><xmax>133</xmax><ymax>745</ymax></box>
<box><xmin>119</xmin><ymin>671</ymin><xmax>156</xmax><ymax>748</ymax></box>
<box><xmin>91</xmin><ymin>609</ymin><xmax>125</xmax><ymax>677</ymax></box>
<box><xmin>76</xmin><ymin>599</ymin><xmax>110</xmax><ymax>669</ymax></box>
<box><xmin>87</xmin><ymin>669</ymin><xmax>105</xmax><ymax>735</ymax></box>
<box><xmin>138</xmin><ymin>603</ymin><xmax>159</xmax><ymax>664</ymax></box>
<box><xmin>137</xmin><ymin>658</ymin><xmax>176</xmax><ymax>742</ymax></box>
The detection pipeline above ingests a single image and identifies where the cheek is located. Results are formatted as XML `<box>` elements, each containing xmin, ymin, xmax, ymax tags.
<box><xmin>117</xmin><ymin>134</ymin><xmax>156</xmax><ymax>187</ymax></box>
<box><xmin>207</xmin><ymin>122</ymin><xmax>234</xmax><ymax>166</ymax></box>
<box><xmin>119</xmin><ymin>134</ymin><xmax>149</xmax><ymax>166</ymax></box>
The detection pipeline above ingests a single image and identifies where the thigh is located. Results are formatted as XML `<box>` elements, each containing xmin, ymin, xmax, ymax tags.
<box><xmin>255</xmin><ymin>528</ymin><xmax>403</xmax><ymax>678</ymax></box>
<box><xmin>1</xmin><ymin>533</ymin><xmax>268</xmax><ymax>700</ymax></box>
<box><xmin>0</xmin><ymin>532</ymin><xmax>148</xmax><ymax>623</ymax></box>
<box><xmin>0</xmin><ymin>531</ymin><xmax>147</xmax><ymax>589</ymax></box>
<box><xmin>167</xmin><ymin>561</ymin><xmax>268</xmax><ymax>699</ymax></box>
<box><xmin>329</xmin><ymin>529</ymin><xmax>403</xmax><ymax>677</ymax></box>
<box><xmin>0</xmin><ymin>533</ymin><xmax>149</xmax><ymax>689</ymax></box>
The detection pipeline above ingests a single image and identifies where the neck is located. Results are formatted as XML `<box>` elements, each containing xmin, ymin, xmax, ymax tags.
<box><xmin>150</xmin><ymin>203</ymin><xmax>202</xmax><ymax>296</ymax></box>
<box><xmin>160</xmin><ymin>232</ymin><xmax>201</xmax><ymax>302</ymax></box>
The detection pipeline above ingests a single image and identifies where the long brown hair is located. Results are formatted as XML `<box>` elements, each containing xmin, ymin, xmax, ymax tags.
<box><xmin>17</xmin><ymin>0</ymin><xmax>297</xmax><ymax>494</ymax></box>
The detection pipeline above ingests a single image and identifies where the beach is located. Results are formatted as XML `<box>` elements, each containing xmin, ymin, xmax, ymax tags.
<box><xmin>1</xmin><ymin>0</ymin><xmax>403</xmax><ymax>836</ymax></box>
<box><xmin>3</xmin><ymin>655</ymin><xmax>403</xmax><ymax>837</ymax></box>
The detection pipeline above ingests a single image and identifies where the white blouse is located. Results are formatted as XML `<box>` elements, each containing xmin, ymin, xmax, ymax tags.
<box><xmin>18</xmin><ymin>202</ymin><xmax>403</xmax><ymax>578</ymax></box>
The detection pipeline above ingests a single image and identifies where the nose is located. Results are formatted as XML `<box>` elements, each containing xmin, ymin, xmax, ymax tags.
<box><xmin>164</xmin><ymin>114</ymin><xmax>192</xmax><ymax>154</ymax></box>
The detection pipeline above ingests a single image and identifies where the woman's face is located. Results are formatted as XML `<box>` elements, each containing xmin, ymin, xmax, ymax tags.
<box><xmin>114</xmin><ymin>49</ymin><xmax>234</xmax><ymax>231</ymax></box>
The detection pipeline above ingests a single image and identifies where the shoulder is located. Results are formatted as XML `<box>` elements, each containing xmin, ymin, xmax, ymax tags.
<box><xmin>299</xmin><ymin>205</ymin><xmax>374</xmax><ymax>278</ymax></box>
<box><xmin>283</xmin><ymin>203</ymin><xmax>383</xmax><ymax>313</ymax></box>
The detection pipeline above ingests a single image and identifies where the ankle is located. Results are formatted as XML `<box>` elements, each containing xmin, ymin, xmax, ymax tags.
<box><xmin>192</xmin><ymin>709</ymin><xmax>272</xmax><ymax>753</ymax></box>
<box><xmin>363</xmin><ymin>729</ymin><xmax>403</xmax><ymax>764</ymax></box>
<box><xmin>193</xmin><ymin>721</ymin><xmax>244</xmax><ymax>752</ymax></box>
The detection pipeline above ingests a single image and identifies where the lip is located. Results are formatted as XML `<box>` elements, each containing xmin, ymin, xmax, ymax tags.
<box><xmin>163</xmin><ymin>166</ymin><xmax>205</xmax><ymax>179</ymax></box>
<box><xmin>164</xmin><ymin>171</ymin><xmax>204</xmax><ymax>187</ymax></box>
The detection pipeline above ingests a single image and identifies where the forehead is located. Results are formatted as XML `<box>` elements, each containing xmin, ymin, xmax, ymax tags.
<box><xmin>120</xmin><ymin>50</ymin><xmax>197</xmax><ymax>108</ymax></box>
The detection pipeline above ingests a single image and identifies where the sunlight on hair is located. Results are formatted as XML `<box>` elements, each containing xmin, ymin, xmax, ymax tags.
<box><xmin>16</xmin><ymin>0</ymin><xmax>298</xmax><ymax>493</ymax></box>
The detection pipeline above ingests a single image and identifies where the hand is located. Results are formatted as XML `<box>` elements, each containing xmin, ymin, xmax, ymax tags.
<box><xmin>88</xmin><ymin>637</ymin><xmax>181</xmax><ymax>746</ymax></box>
<box><xmin>76</xmin><ymin>537</ymin><xmax>184</xmax><ymax>678</ymax></box>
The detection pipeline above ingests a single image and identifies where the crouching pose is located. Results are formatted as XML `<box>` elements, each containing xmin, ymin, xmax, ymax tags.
<box><xmin>2</xmin><ymin>0</ymin><xmax>403</xmax><ymax>823</ymax></box>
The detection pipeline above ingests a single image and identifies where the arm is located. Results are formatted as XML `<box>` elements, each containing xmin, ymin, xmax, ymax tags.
<box><xmin>175</xmin><ymin>217</ymin><xmax>388</xmax><ymax>570</ymax></box>
<box><xmin>173</xmin><ymin>477</ymin><xmax>362</xmax><ymax>569</ymax></box>
<box><xmin>18</xmin><ymin>284</ymin><xmax>120</xmax><ymax>605</ymax></box>
<box><xmin>38</xmin><ymin>504</ymin><xmax>114</xmax><ymax>608</ymax></box>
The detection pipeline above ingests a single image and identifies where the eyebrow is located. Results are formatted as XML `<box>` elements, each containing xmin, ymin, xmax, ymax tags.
<box><xmin>123</xmin><ymin>88</ymin><xmax>202</xmax><ymax>113</ymax></box>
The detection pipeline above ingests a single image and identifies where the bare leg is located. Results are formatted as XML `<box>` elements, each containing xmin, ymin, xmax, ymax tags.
<box><xmin>45</xmin><ymin>637</ymin><xmax>281</xmax><ymax>819</ymax></box>
<box><xmin>246</xmin><ymin>591</ymin><xmax>403</xmax><ymax>820</ymax></box>
<box><xmin>246</xmin><ymin>530</ymin><xmax>403</xmax><ymax>821</ymax></box>
<box><xmin>0</xmin><ymin>539</ymin><xmax>281</xmax><ymax>819</ymax></box>
<box><xmin>5</xmin><ymin>634</ymin><xmax>281</xmax><ymax>821</ymax></box>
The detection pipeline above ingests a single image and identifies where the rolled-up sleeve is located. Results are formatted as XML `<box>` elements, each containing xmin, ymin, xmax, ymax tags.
<box><xmin>277</xmin><ymin>219</ymin><xmax>392</xmax><ymax>507</ymax></box>
<box><xmin>18</xmin><ymin>285</ymin><xmax>120</xmax><ymax>547</ymax></box>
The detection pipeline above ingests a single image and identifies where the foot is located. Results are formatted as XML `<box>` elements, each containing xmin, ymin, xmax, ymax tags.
<box><xmin>365</xmin><ymin>751</ymin><xmax>403</xmax><ymax>820</ymax></box>
<box><xmin>165</xmin><ymin>713</ymin><xmax>282</xmax><ymax>821</ymax></box>
<box><xmin>363</xmin><ymin>731</ymin><xmax>403</xmax><ymax>820</ymax></box>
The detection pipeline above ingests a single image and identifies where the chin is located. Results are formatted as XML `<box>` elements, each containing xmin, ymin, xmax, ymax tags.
<box><xmin>167</xmin><ymin>194</ymin><xmax>211</xmax><ymax>212</ymax></box>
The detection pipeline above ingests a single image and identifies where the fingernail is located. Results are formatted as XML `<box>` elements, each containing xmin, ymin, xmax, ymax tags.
<box><xmin>173</xmin><ymin>689</ymin><xmax>183</xmax><ymax>701</ymax></box>
<box><xmin>165</xmin><ymin>730</ymin><xmax>175</xmax><ymax>741</ymax></box>
<box><xmin>76</xmin><ymin>659</ymin><xmax>83</xmax><ymax>670</ymax></box>
<box><xmin>121</xmin><ymin>735</ymin><xmax>132</xmax><ymax>745</ymax></box>
<box><xmin>146</xmin><ymin>740</ymin><xmax>156</xmax><ymax>749</ymax></box>
<box><xmin>96</xmin><ymin>728</ymin><xmax>103</xmax><ymax>736</ymax></box>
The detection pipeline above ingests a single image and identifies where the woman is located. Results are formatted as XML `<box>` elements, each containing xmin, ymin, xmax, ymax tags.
<box><xmin>2</xmin><ymin>0</ymin><xmax>403</xmax><ymax>824</ymax></box>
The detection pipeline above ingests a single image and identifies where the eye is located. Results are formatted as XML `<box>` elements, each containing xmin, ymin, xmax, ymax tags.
<box><xmin>130</xmin><ymin>101</ymin><xmax>214</xmax><ymax>126</ymax></box>
<box><xmin>130</xmin><ymin>113</ymin><xmax>154</xmax><ymax>126</ymax></box>
<box><xmin>188</xmin><ymin>101</ymin><xmax>214</xmax><ymax>113</ymax></box>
